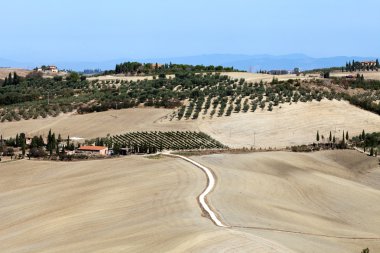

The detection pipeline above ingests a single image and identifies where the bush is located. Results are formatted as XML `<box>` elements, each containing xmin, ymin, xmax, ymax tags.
<box><xmin>3</xmin><ymin>147</ymin><xmax>14</xmax><ymax>156</ymax></box>
<box><xmin>29</xmin><ymin>147</ymin><xmax>46</xmax><ymax>158</ymax></box>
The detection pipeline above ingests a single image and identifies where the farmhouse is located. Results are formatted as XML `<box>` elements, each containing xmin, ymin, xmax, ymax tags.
<box><xmin>77</xmin><ymin>146</ymin><xmax>108</xmax><ymax>156</ymax></box>
<box><xmin>360</xmin><ymin>61</ymin><xmax>376</xmax><ymax>67</ymax></box>
<box><xmin>47</xmin><ymin>66</ymin><xmax>58</xmax><ymax>73</ymax></box>
<box><xmin>37</xmin><ymin>65</ymin><xmax>59</xmax><ymax>73</ymax></box>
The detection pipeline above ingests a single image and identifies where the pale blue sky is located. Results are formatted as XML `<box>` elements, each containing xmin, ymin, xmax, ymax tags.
<box><xmin>1</xmin><ymin>0</ymin><xmax>379</xmax><ymax>62</ymax></box>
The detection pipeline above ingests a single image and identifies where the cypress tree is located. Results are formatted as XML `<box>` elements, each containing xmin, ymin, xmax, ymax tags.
<box><xmin>47</xmin><ymin>129</ymin><xmax>52</xmax><ymax>154</ymax></box>
<box><xmin>51</xmin><ymin>133</ymin><xmax>56</xmax><ymax>155</ymax></box>
<box><xmin>316</xmin><ymin>131</ymin><xmax>320</xmax><ymax>142</ymax></box>
<box><xmin>8</xmin><ymin>73</ymin><xmax>12</xmax><ymax>85</ymax></box>
<box><xmin>38</xmin><ymin>135</ymin><xmax>44</xmax><ymax>147</ymax></box>
<box><xmin>15</xmin><ymin>134</ymin><xmax>19</xmax><ymax>147</ymax></box>
<box><xmin>342</xmin><ymin>131</ymin><xmax>345</xmax><ymax>145</ymax></box>
<box><xmin>346</xmin><ymin>131</ymin><xmax>349</xmax><ymax>141</ymax></box>
<box><xmin>362</xmin><ymin>130</ymin><xmax>365</xmax><ymax>140</ymax></box>
<box><xmin>329</xmin><ymin>131</ymin><xmax>332</xmax><ymax>142</ymax></box>
<box><xmin>13</xmin><ymin>72</ymin><xmax>19</xmax><ymax>84</ymax></box>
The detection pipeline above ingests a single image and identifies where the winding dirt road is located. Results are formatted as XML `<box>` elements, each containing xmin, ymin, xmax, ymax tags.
<box><xmin>162</xmin><ymin>153</ymin><xmax>228</xmax><ymax>227</ymax></box>
<box><xmin>163</xmin><ymin>152</ymin><xmax>380</xmax><ymax>241</ymax></box>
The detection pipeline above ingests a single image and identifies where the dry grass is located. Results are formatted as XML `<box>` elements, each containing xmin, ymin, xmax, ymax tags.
<box><xmin>0</xmin><ymin>108</ymin><xmax>196</xmax><ymax>140</ymax></box>
<box><xmin>87</xmin><ymin>74</ymin><xmax>175</xmax><ymax>83</ymax></box>
<box><xmin>2</xmin><ymin>100</ymin><xmax>380</xmax><ymax>148</ymax></box>
<box><xmin>193</xmin><ymin>150</ymin><xmax>380</xmax><ymax>253</ymax></box>
<box><xmin>222</xmin><ymin>72</ymin><xmax>315</xmax><ymax>83</ymax></box>
<box><xmin>194</xmin><ymin>99</ymin><xmax>380</xmax><ymax>148</ymax></box>
<box><xmin>331</xmin><ymin>71</ymin><xmax>380</xmax><ymax>80</ymax></box>
<box><xmin>0</xmin><ymin>68</ymin><xmax>31</xmax><ymax>79</ymax></box>
<box><xmin>0</xmin><ymin>156</ymin><xmax>299</xmax><ymax>253</ymax></box>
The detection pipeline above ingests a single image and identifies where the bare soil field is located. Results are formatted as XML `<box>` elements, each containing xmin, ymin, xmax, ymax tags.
<box><xmin>2</xmin><ymin>100</ymin><xmax>380</xmax><ymax>148</ymax></box>
<box><xmin>88</xmin><ymin>72</ymin><xmax>309</xmax><ymax>84</ymax></box>
<box><xmin>194</xmin><ymin>99</ymin><xmax>380</xmax><ymax>148</ymax></box>
<box><xmin>222</xmin><ymin>72</ymin><xmax>315</xmax><ymax>83</ymax></box>
<box><xmin>87</xmin><ymin>75</ymin><xmax>154</xmax><ymax>82</ymax></box>
<box><xmin>0</xmin><ymin>156</ymin><xmax>298</xmax><ymax>253</ymax></box>
<box><xmin>193</xmin><ymin>150</ymin><xmax>380</xmax><ymax>253</ymax></box>
<box><xmin>331</xmin><ymin>71</ymin><xmax>380</xmax><ymax>80</ymax></box>
<box><xmin>0</xmin><ymin>108</ymin><xmax>196</xmax><ymax>140</ymax></box>
<box><xmin>87</xmin><ymin>74</ymin><xmax>175</xmax><ymax>83</ymax></box>
<box><xmin>0</xmin><ymin>68</ymin><xmax>31</xmax><ymax>79</ymax></box>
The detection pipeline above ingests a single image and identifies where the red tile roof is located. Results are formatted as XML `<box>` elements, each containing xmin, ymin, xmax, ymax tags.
<box><xmin>78</xmin><ymin>146</ymin><xmax>107</xmax><ymax>151</ymax></box>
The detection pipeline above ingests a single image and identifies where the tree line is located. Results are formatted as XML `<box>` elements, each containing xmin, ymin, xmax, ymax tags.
<box><xmin>345</xmin><ymin>59</ymin><xmax>379</xmax><ymax>72</ymax></box>
<box><xmin>104</xmin><ymin>61</ymin><xmax>235</xmax><ymax>76</ymax></box>
<box><xmin>0</xmin><ymin>130</ymin><xmax>76</xmax><ymax>159</ymax></box>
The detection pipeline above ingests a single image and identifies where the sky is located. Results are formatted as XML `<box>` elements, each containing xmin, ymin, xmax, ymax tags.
<box><xmin>1</xmin><ymin>0</ymin><xmax>379</xmax><ymax>63</ymax></box>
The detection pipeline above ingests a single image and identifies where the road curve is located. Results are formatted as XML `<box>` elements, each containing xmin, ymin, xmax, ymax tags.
<box><xmin>162</xmin><ymin>152</ymin><xmax>228</xmax><ymax>228</ymax></box>
<box><xmin>160</xmin><ymin>152</ymin><xmax>380</xmax><ymax>241</ymax></box>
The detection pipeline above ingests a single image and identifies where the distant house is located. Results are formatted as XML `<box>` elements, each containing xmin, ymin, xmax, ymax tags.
<box><xmin>36</xmin><ymin>65</ymin><xmax>59</xmax><ymax>73</ymax></box>
<box><xmin>77</xmin><ymin>146</ymin><xmax>108</xmax><ymax>156</ymax></box>
<box><xmin>360</xmin><ymin>61</ymin><xmax>376</xmax><ymax>67</ymax></box>
<box><xmin>47</xmin><ymin>66</ymin><xmax>58</xmax><ymax>73</ymax></box>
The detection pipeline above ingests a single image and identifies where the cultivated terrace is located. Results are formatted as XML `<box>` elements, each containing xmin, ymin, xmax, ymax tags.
<box><xmin>0</xmin><ymin>63</ymin><xmax>380</xmax><ymax>123</ymax></box>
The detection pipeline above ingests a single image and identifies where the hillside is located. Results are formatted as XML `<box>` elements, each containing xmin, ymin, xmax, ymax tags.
<box><xmin>0</xmin><ymin>151</ymin><xmax>378</xmax><ymax>252</ymax></box>
<box><xmin>0</xmin><ymin>68</ymin><xmax>31</xmax><ymax>79</ymax></box>
<box><xmin>0</xmin><ymin>156</ymin><xmax>297</xmax><ymax>253</ymax></box>
<box><xmin>1</xmin><ymin>99</ymin><xmax>380</xmax><ymax>148</ymax></box>
<box><xmin>193</xmin><ymin>151</ymin><xmax>380</xmax><ymax>253</ymax></box>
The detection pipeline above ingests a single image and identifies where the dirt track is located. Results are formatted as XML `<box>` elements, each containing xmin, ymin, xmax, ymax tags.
<box><xmin>0</xmin><ymin>156</ymin><xmax>297</xmax><ymax>253</ymax></box>
<box><xmin>163</xmin><ymin>153</ymin><xmax>228</xmax><ymax>227</ymax></box>
<box><xmin>193</xmin><ymin>150</ymin><xmax>380</xmax><ymax>253</ymax></box>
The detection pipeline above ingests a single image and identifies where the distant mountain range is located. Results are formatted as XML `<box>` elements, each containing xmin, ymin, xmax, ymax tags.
<box><xmin>1</xmin><ymin>54</ymin><xmax>378</xmax><ymax>72</ymax></box>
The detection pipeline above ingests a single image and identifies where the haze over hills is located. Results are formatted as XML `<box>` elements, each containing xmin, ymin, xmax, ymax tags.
<box><xmin>1</xmin><ymin>54</ymin><xmax>377</xmax><ymax>72</ymax></box>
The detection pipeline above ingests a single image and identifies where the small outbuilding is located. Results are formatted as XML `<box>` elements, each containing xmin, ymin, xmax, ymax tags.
<box><xmin>77</xmin><ymin>146</ymin><xmax>108</xmax><ymax>156</ymax></box>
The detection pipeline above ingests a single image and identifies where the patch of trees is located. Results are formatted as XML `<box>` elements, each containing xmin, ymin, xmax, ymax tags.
<box><xmin>105</xmin><ymin>61</ymin><xmax>235</xmax><ymax>76</ymax></box>
<box><xmin>0</xmin><ymin>130</ymin><xmax>76</xmax><ymax>159</ymax></box>
<box><xmin>352</xmin><ymin>131</ymin><xmax>379</xmax><ymax>156</ymax></box>
<box><xmin>345</xmin><ymin>59</ymin><xmax>379</xmax><ymax>72</ymax></box>
<box><xmin>3</xmin><ymin>72</ymin><xmax>22</xmax><ymax>86</ymax></box>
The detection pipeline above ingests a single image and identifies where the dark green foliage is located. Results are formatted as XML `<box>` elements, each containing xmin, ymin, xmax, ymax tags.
<box><xmin>110</xmin><ymin>62</ymin><xmax>234</xmax><ymax>76</ymax></box>
<box><xmin>361</xmin><ymin>248</ymin><xmax>369</xmax><ymax>253</ymax></box>
<box><xmin>177</xmin><ymin>105</ymin><xmax>186</xmax><ymax>120</ymax></box>
<box><xmin>352</xmin><ymin>132</ymin><xmax>380</xmax><ymax>155</ymax></box>
<box><xmin>109</xmin><ymin>131</ymin><xmax>226</xmax><ymax>152</ymax></box>
<box><xmin>225</xmin><ymin>104</ymin><xmax>233</xmax><ymax>116</ymax></box>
